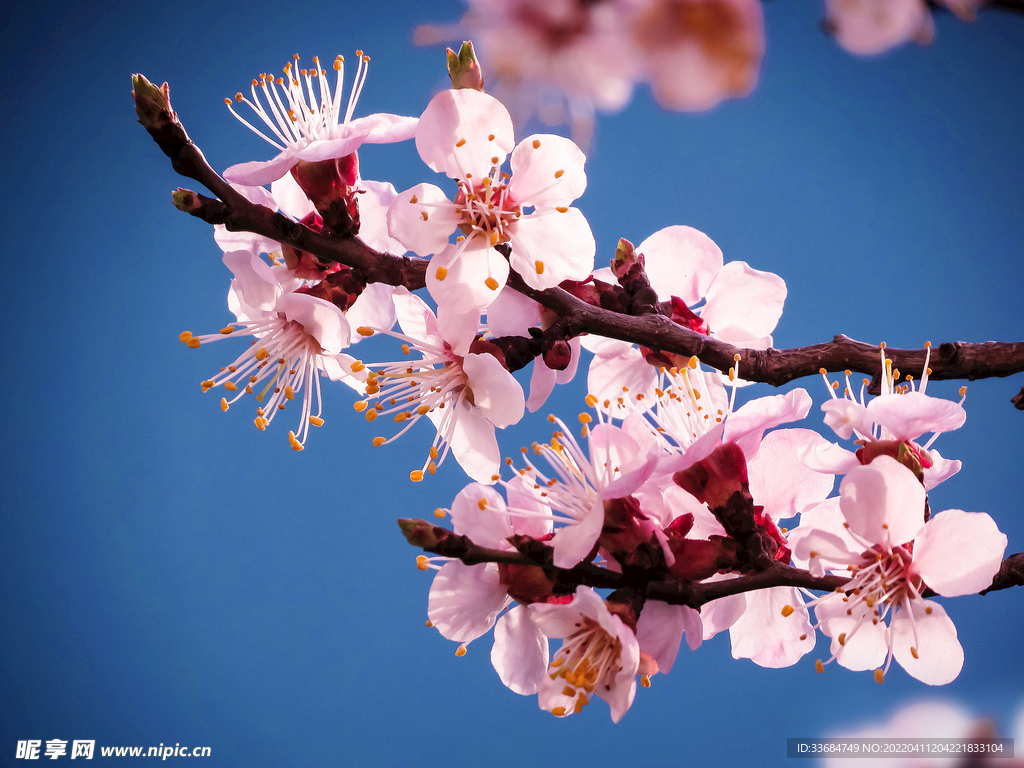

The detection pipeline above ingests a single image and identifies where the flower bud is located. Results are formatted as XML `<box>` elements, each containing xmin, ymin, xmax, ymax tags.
<box><xmin>447</xmin><ymin>41</ymin><xmax>485</xmax><ymax>91</ymax></box>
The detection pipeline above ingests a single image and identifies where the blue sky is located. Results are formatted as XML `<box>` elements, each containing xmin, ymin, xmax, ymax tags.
<box><xmin>1</xmin><ymin>1</ymin><xmax>1022</xmax><ymax>765</ymax></box>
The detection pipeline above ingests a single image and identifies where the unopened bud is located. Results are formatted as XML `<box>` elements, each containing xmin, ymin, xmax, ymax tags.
<box><xmin>397</xmin><ymin>518</ymin><xmax>449</xmax><ymax>550</ymax></box>
<box><xmin>447</xmin><ymin>41</ymin><xmax>485</xmax><ymax>91</ymax></box>
<box><xmin>131</xmin><ymin>73</ymin><xmax>173</xmax><ymax>129</ymax></box>
<box><xmin>291</xmin><ymin>155</ymin><xmax>360</xmax><ymax>207</ymax></box>
<box><xmin>542</xmin><ymin>339</ymin><xmax>572</xmax><ymax>371</ymax></box>
<box><xmin>611</xmin><ymin>237</ymin><xmax>637</xmax><ymax>279</ymax></box>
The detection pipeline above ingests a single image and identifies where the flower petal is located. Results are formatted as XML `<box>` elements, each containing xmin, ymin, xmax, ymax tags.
<box><xmin>426</xmin><ymin>243</ymin><xmax>509</xmax><ymax>314</ymax></box>
<box><xmin>551</xmin><ymin>502</ymin><xmax>604</xmax><ymax>569</ymax></box>
<box><xmin>223</xmin><ymin>151</ymin><xmax>299</xmax><ymax>186</ymax></box>
<box><xmin>700</xmin><ymin>261</ymin><xmax>786</xmax><ymax>343</ymax></box>
<box><xmin>427</xmin><ymin>560</ymin><xmax>508</xmax><ymax>643</ymax></box>
<box><xmin>636</xmin><ymin>600</ymin><xmax>701</xmax><ymax>673</ymax></box>
<box><xmin>636</xmin><ymin>225</ymin><xmax>723</xmax><ymax>305</ymax></box>
<box><xmin>724</xmin><ymin>388</ymin><xmax>812</xmax><ymax>459</ymax></box>
<box><xmin>892</xmin><ymin>600</ymin><xmax>963</xmax><ymax>685</ymax></box>
<box><xmin>449</xmin><ymin>483</ymin><xmax>513</xmax><ymax>549</ymax></box>
<box><xmin>508</xmin><ymin>134</ymin><xmax>587</xmax><ymax>208</ymax></box>
<box><xmin>279</xmin><ymin>292</ymin><xmax>351</xmax><ymax>354</ymax></box>
<box><xmin>913</xmin><ymin>510</ymin><xmax>1006</xmax><ymax>597</ymax></box>
<box><xmin>747</xmin><ymin>429</ymin><xmax>835</xmax><ymax>521</ymax></box>
<box><xmin>492</xmin><ymin>606</ymin><xmax>548</xmax><ymax>695</ymax></box>
<box><xmin>839</xmin><ymin>457</ymin><xmax>925</xmax><ymax>547</ymax></box>
<box><xmin>415</xmin><ymin>89</ymin><xmax>515</xmax><ymax>179</ymax></box>
<box><xmin>445</xmin><ymin>400</ymin><xmax>502</xmax><ymax>484</ymax></box>
<box><xmin>508</xmin><ymin>207</ymin><xmax>596</xmax><ymax>291</ymax></box>
<box><xmin>730</xmin><ymin>587</ymin><xmax>814</xmax><ymax>668</ymax></box>
<box><xmin>867</xmin><ymin>392</ymin><xmax>966</xmax><ymax>441</ymax></box>
<box><xmin>463</xmin><ymin>352</ymin><xmax>526</xmax><ymax>429</ymax></box>
<box><xmin>387</xmin><ymin>183</ymin><xmax>459</xmax><ymax>257</ymax></box>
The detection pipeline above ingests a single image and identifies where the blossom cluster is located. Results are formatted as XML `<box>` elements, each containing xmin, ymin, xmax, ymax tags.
<box><xmin>167</xmin><ymin>44</ymin><xmax>1011</xmax><ymax>724</ymax></box>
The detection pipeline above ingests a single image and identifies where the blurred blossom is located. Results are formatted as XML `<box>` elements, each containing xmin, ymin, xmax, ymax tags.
<box><xmin>823</xmin><ymin>0</ymin><xmax>989</xmax><ymax>56</ymax></box>
<box><xmin>821</xmin><ymin>698</ymin><xmax>1022</xmax><ymax>767</ymax></box>
<box><xmin>417</xmin><ymin>0</ymin><xmax>765</xmax><ymax>146</ymax></box>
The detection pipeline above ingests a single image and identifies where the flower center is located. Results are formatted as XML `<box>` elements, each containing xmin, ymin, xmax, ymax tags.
<box><xmin>547</xmin><ymin>618</ymin><xmax>621</xmax><ymax>716</ymax></box>
<box><xmin>454</xmin><ymin>173</ymin><xmax>522</xmax><ymax>247</ymax></box>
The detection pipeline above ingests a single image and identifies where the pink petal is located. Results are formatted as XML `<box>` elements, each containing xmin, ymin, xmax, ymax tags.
<box><xmin>508</xmin><ymin>207</ymin><xmax>596</xmax><ymax>291</ymax></box>
<box><xmin>789</xmin><ymin>527</ymin><xmax>860</xmax><ymax>577</ymax></box>
<box><xmin>386</xmin><ymin>183</ymin><xmax>459</xmax><ymax>257</ymax></box>
<box><xmin>922</xmin><ymin>448</ymin><xmax>961</xmax><ymax>490</ymax></box>
<box><xmin>891</xmin><ymin>600</ymin><xmax>963</xmax><ymax>685</ymax></box>
<box><xmin>527</xmin><ymin>359</ymin><xmax>557</xmax><ymax>414</ymax></box>
<box><xmin>427</xmin><ymin>560</ymin><xmax>508</xmax><ymax>642</ymax></box>
<box><xmin>415</xmin><ymin>89</ymin><xmax>515</xmax><ymax>180</ymax></box>
<box><xmin>222</xmin><ymin>250</ymin><xmax>281</xmax><ymax>313</ymax></box>
<box><xmin>636</xmin><ymin>601</ymin><xmax>699</xmax><ymax>673</ymax></box>
<box><xmin>357</xmin><ymin>179</ymin><xmax>407</xmax><ymax>255</ymax></box>
<box><xmin>587</xmin><ymin>344</ymin><xmax>658</xmax><ymax>415</ymax></box>
<box><xmin>508</xmin><ymin>134</ymin><xmax>587</xmax><ymax>208</ymax></box>
<box><xmin>700</xmin><ymin>261</ymin><xmax>786</xmax><ymax>343</ymax></box>
<box><xmin>344</xmin><ymin>283</ymin><xmax>396</xmax><ymax>338</ymax></box>
<box><xmin>729</xmin><ymin>587</ymin><xmax>814</xmax><ymax>668</ymax></box>
<box><xmin>279</xmin><ymin>293</ymin><xmax>351</xmax><ymax>354</ymax></box>
<box><xmin>463</xmin><ymin>352</ymin><xmax>526</xmax><ymax>429</ymax></box>
<box><xmin>746</xmin><ymin>429</ymin><xmax>835</xmax><ymax>520</ymax></box>
<box><xmin>270</xmin><ymin>173</ymin><xmax>315</xmax><ymax>220</ymax></box>
<box><xmin>636</xmin><ymin>225</ymin><xmax>723</xmax><ymax>305</ymax></box>
<box><xmin>350</xmin><ymin>113</ymin><xmax>419</xmax><ymax>144</ymax></box>
<box><xmin>505</xmin><ymin>475</ymin><xmax>554</xmax><ymax>538</ymax></box>
<box><xmin>486</xmin><ymin>287</ymin><xmax>541</xmax><ymax>338</ymax></box>
<box><xmin>821</xmin><ymin>398</ymin><xmax>872</xmax><ymax>440</ymax></box>
<box><xmin>392</xmin><ymin>286</ymin><xmax>440</xmax><ymax>344</ymax></box>
<box><xmin>426</xmin><ymin>243</ymin><xmax>509</xmax><ymax>314</ymax></box>
<box><xmin>223</xmin><ymin>152</ymin><xmax>299</xmax><ymax>186</ymax></box>
<box><xmin>435</xmin><ymin>306</ymin><xmax>480</xmax><ymax>357</ymax></box>
<box><xmin>700</xmin><ymin>578</ymin><xmax>747</xmax><ymax>640</ymax></box>
<box><xmin>825</xmin><ymin>0</ymin><xmax>932</xmax><ymax>56</ymax></box>
<box><xmin>551</xmin><ymin>503</ymin><xmax>604</xmax><ymax>568</ymax></box>
<box><xmin>797</xmin><ymin>435</ymin><xmax>859</xmax><ymax>475</ymax></box>
<box><xmin>839</xmin><ymin>457</ymin><xmax>926</xmax><ymax>547</ymax></box>
<box><xmin>867</xmin><ymin>392</ymin><xmax>966</xmax><ymax>441</ymax></box>
<box><xmin>815</xmin><ymin>594</ymin><xmax>887</xmax><ymax>672</ymax></box>
<box><xmin>492</xmin><ymin>606</ymin><xmax>548</xmax><ymax>695</ymax></box>
<box><xmin>724</xmin><ymin>388</ymin><xmax>812</xmax><ymax>459</ymax></box>
<box><xmin>912</xmin><ymin>510</ymin><xmax>1007</xmax><ymax>597</ymax></box>
<box><xmin>445</xmin><ymin>401</ymin><xmax>501</xmax><ymax>484</ymax></box>
<box><xmin>449</xmin><ymin>483</ymin><xmax>513</xmax><ymax>549</ymax></box>
<box><xmin>293</xmin><ymin>135</ymin><xmax>366</xmax><ymax>163</ymax></box>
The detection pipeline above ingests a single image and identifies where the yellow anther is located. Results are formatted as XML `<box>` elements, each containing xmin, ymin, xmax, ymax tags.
<box><xmin>535</xmin><ymin>260</ymin><xmax>545</xmax><ymax>274</ymax></box>
<box><xmin>365</xmin><ymin>409</ymin><xmax>378</xmax><ymax>422</ymax></box>
<box><xmin>532</xmin><ymin>139</ymin><xmax>541</xmax><ymax>149</ymax></box>
<box><xmin>421</xmin><ymin>211</ymin><xmax>429</xmax><ymax>221</ymax></box>
<box><xmin>874</xmin><ymin>669</ymin><xmax>885</xmax><ymax>684</ymax></box>
<box><xmin>284</xmin><ymin>385</ymin><xmax>294</xmax><ymax>400</ymax></box>
<box><xmin>430</xmin><ymin>446</ymin><xmax>439</xmax><ymax>460</ymax></box>
<box><xmin>585</xmin><ymin>394</ymin><xmax>598</xmax><ymax>407</ymax></box>
<box><xmin>815</xmin><ymin>660</ymin><xmax>824</xmax><ymax>674</ymax></box>
<box><xmin>455</xmin><ymin>644</ymin><xmax>467</xmax><ymax>657</ymax></box>
<box><xmin>477</xmin><ymin>498</ymin><xmax>489</xmax><ymax>511</ymax></box>
<box><xmin>435</xmin><ymin>266</ymin><xmax>448</xmax><ymax>281</ymax></box>
<box><xmin>179</xmin><ymin>331</ymin><xmax>193</xmax><ymax>343</ymax></box>
<box><xmin>880</xmin><ymin>341</ymin><xmax>886</xmax><ymax>349</ymax></box>
<box><xmin>781</xmin><ymin>605</ymin><xmax>795</xmax><ymax>617</ymax></box>
<box><xmin>309</xmin><ymin>416</ymin><xmax>324</xmax><ymax>427</ymax></box>
<box><xmin>201</xmin><ymin>380</ymin><xmax>215</xmax><ymax>393</ymax></box>
<box><xmin>220</xmin><ymin>398</ymin><xmax>229</xmax><ymax>412</ymax></box>
<box><xmin>485</xmin><ymin>277</ymin><xmax>499</xmax><ymax>290</ymax></box>
<box><xmin>925</xmin><ymin>606</ymin><xmax>933</xmax><ymax>615</ymax></box>
<box><xmin>489</xmin><ymin>231</ymin><xmax>499</xmax><ymax>247</ymax></box>
<box><xmin>395</xmin><ymin>413</ymin><xmax>407</xmax><ymax>423</ymax></box>
<box><xmin>550</xmin><ymin>707</ymin><xmax>566</xmax><ymax>717</ymax></box>
<box><xmin>350</xmin><ymin>361</ymin><xmax>365</xmax><ymax>373</ymax></box>
<box><xmin>555</xmin><ymin>206</ymin><xmax>568</xmax><ymax>213</ymax></box>
<box><xmin>357</xmin><ymin>326</ymin><xmax>375</xmax><ymax>337</ymax></box>
<box><xmin>187</xmin><ymin>338</ymin><xmax>201</xmax><ymax>349</ymax></box>
<box><xmin>578</xmin><ymin>413</ymin><xmax>592</xmax><ymax>424</ymax></box>
<box><xmin>924</xmin><ymin>340</ymin><xmax>932</xmax><ymax>348</ymax></box>
<box><xmin>371</xmin><ymin>437</ymin><xmax>386</xmax><ymax>447</ymax></box>
<box><xmin>554</xmin><ymin>169</ymin><xmax>565</xmax><ymax>178</ymax></box>
<box><xmin>488</xmin><ymin>134</ymin><xmax>496</xmax><ymax>141</ymax></box>
<box><xmin>218</xmin><ymin>326</ymin><xmax>235</xmax><ymax>335</ymax></box>
<box><xmin>959</xmin><ymin>386</ymin><xmax>967</xmax><ymax>396</ymax></box>
<box><xmin>354</xmin><ymin>401</ymin><xmax>368</xmax><ymax>412</ymax></box>
<box><xmin>838</xmin><ymin>633</ymin><xmax>847</xmax><ymax>646</ymax></box>
<box><xmin>490</xmin><ymin>156</ymin><xmax>499</xmax><ymax>164</ymax></box>
<box><xmin>640</xmin><ymin>675</ymin><xmax>651</xmax><ymax>688</ymax></box>
<box><xmin>688</xmin><ymin>356</ymin><xmax>699</xmax><ymax>369</ymax></box>
<box><xmin>819</xmin><ymin>367</ymin><xmax>827</xmax><ymax>375</ymax></box>
<box><xmin>416</xmin><ymin>555</ymin><xmax>429</xmax><ymax>571</ymax></box>
<box><xmin>562</xmin><ymin>686</ymin><xmax>575</xmax><ymax>697</ymax></box>
<box><xmin>416</xmin><ymin>405</ymin><xmax>430</xmax><ymax>416</ymax></box>
<box><xmin>410</xmin><ymin>470</ymin><xmax>425</xmax><ymax>482</ymax></box>
<box><xmin>455</xmin><ymin>138</ymin><xmax>467</xmax><ymax>147</ymax></box>
<box><xmin>290</xmin><ymin>439</ymin><xmax>304</xmax><ymax>451</ymax></box>
<box><xmin>255</xmin><ymin>348</ymin><xmax>269</xmax><ymax>361</ymax></box>
<box><xmin>334</xmin><ymin>58</ymin><xmax>342</xmax><ymax>70</ymax></box>
<box><xmin>222</xmin><ymin>382</ymin><xmax>237</xmax><ymax>392</ymax></box>
<box><xmin>224</xmin><ymin>97</ymin><xmax>232</xmax><ymax>105</ymax></box>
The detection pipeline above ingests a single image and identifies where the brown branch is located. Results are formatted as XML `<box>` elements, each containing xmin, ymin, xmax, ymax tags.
<box><xmin>399</xmin><ymin>517</ymin><xmax>1024</xmax><ymax>610</ymax></box>
<box><xmin>135</xmin><ymin>75</ymin><xmax>1024</xmax><ymax>389</ymax></box>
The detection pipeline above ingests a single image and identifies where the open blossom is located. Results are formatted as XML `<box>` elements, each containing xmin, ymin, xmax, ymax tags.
<box><xmin>179</xmin><ymin>250</ymin><xmax>365</xmax><ymax>450</ymax></box>
<box><xmin>222</xmin><ymin>52</ymin><xmax>417</xmax><ymax>186</ymax></box>
<box><xmin>423</xmin><ymin>482</ymin><xmax>554</xmax><ymax>694</ymax></box>
<box><xmin>387</xmin><ymin>88</ymin><xmax>595</xmax><ymax>315</ymax></box>
<box><xmin>803</xmin><ymin>346</ymin><xmax>966</xmax><ymax>489</ymax></box>
<box><xmin>585</xmin><ymin>225</ymin><xmax>786</xmax><ymax>409</ymax></box>
<box><xmin>531</xmin><ymin>586</ymin><xmax>643</xmax><ymax>721</ymax></box>
<box><xmin>789</xmin><ymin>456</ymin><xmax>1007</xmax><ymax>685</ymax></box>
<box><xmin>352</xmin><ymin>288</ymin><xmax>524</xmax><ymax>484</ymax></box>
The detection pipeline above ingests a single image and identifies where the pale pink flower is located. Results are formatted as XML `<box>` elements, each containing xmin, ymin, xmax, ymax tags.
<box><xmin>180</xmin><ymin>250</ymin><xmax>365</xmax><ymax>449</ymax></box>
<box><xmin>790</xmin><ymin>456</ymin><xmax>1006</xmax><ymax>685</ymax></box>
<box><xmin>804</xmin><ymin>347</ymin><xmax>966</xmax><ymax>489</ymax></box>
<box><xmin>632</xmin><ymin>0</ymin><xmax>765</xmax><ymax>112</ymax></box>
<box><xmin>531</xmin><ymin>586</ymin><xmax>641</xmax><ymax>721</ymax></box>
<box><xmin>824</xmin><ymin>0</ymin><xmax>934</xmax><ymax>56</ymax></box>
<box><xmin>585</xmin><ymin>225</ymin><xmax>786</xmax><ymax>408</ymax></box>
<box><xmin>222</xmin><ymin>52</ymin><xmax>417</xmax><ymax>186</ymax></box>
<box><xmin>352</xmin><ymin>288</ymin><xmax>525</xmax><ymax>484</ymax></box>
<box><xmin>424</xmin><ymin>482</ymin><xmax>552</xmax><ymax>694</ymax></box>
<box><xmin>387</xmin><ymin>88</ymin><xmax>595</xmax><ymax>314</ymax></box>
